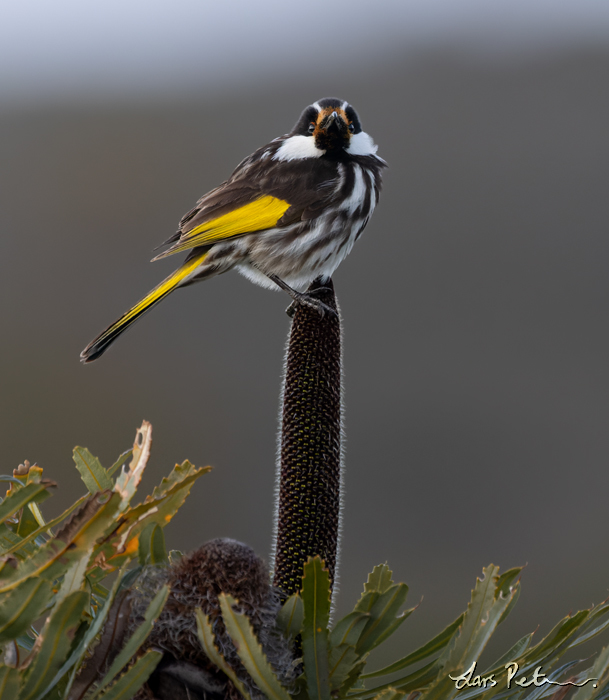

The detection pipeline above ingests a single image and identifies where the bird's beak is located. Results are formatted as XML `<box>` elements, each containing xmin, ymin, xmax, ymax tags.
<box><xmin>321</xmin><ymin>110</ymin><xmax>348</xmax><ymax>134</ymax></box>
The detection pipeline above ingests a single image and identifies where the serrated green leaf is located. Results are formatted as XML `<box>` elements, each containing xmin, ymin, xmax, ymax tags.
<box><xmin>41</xmin><ymin>563</ymin><xmax>132</xmax><ymax>700</ymax></box>
<box><xmin>0</xmin><ymin>491</ymin><xmax>122</xmax><ymax>594</ymax></box>
<box><xmin>361</xmin><ymin>614</ymin><xmax>464</xmax><ymax>680</ymax></box>
<box><xmin>151</xmin><ymin>459</ymin><xmax>206</xmax><ymax>500</ymax></box>
<box><xmin>523</xmin><ymin>659</ymin><xmax>585</xmax><ymax>700</ymax></box>
<box><xmin>12</xmin><ymin>470</ymin><xmax>47</xmax><ymax>540</ymax></box>
<box><xmin>56</xmin><ymin>554</ymin><xmax>91</xmax><ymax>603</ymax></box>
<box><xmin>350</xmin><ymin>659</ymin><xmax>440</xmax><ymax>699</ymax></box>
<box><xmin>219</xmin><ymin>594</ymin><xmax>292</xmax><ymax>700</ymax></box>
<box><xmin>0</xmin><ymin>495</ymin><xmax>88</xmax><ymax>560</ymax></box>
<box><xmin>372</xmin><ymin>688</ymin><xmax>405</xmax><ymax>700</ymax></box>
<box><xmin>495</xmin><ymin>568</ymin><xmax>522</xmax><ymax>598</ymax></box>
<box><xmin>498</xmin><ymin>581</ymin><xmax>521</xmax><ymax>626</ymax></box>
<box><xmin>330</xmin><ymin>612</ymin><xmax>370</xmax><ymax>649</ymax></box>
<box><xmin>301</xmin><ymin>557</ymin><xmax>332</xmax><ymax>700</ymax></box>
<box><xmin>168</xmin><ymin>550</ymin><xmax>183</xmax><ymax>565</ymax></box>
<box><xmin>423</xmin><ymin>565</ymin><xmax>515</xmax><ymax>700</ymax></box>
<box><xmin>137</xmin><ymin>522</ymin><xmax>167</xmax><ymax>566</ymax></box>
<box><xmin>339</xmin><ymin>658</ymin><xmax>368</xmax><ymax>696</ymax></box>
<box><xmin>107</xmin><ymin>451</ymin><xmax>133</xmax><ymax>479</ymax></box>
<box><xmin>571</xmin><ymin>604</ymin><xmax>609</xmax><ymax>648</ymax></box>
<box><xmin>329</xmin><ymin>644</ymin><xmax>360</xmax><ymax>690</ymax></box>
<box><xmin>571</xmin><ymin>645</ymin><xmax>609</xmax><ymax>700</ymax></box>
<box><xmin>0</xmin><ymin>578</ymin><xmax>53</xmax><ymax>645</ymax></box>
<box><xmin>0</xmin><ymin>524</ymin><xmax>23</xmax><ymax>555</ymax></box>
<box><xmin>16</xmin><ymin>505</ymin><xmax>42</xmax><ymax>539</ymax></box>
<box><xmin>364</xmin><ymin>565</ymin><xmax>394</xmax><ymax>595</ymax></box>
<box><xmin>91</xmin><ymin>462</ymin><xmax>209</xmax><ymax>575</ymax></box>
<box><xmin>356</xmin><ymin>584</ymin><xmax>409</xmax><ymax>656</ymax></box>
<box><xmin>91</xmin><ymin>584</ymin><xmax>169</xmax><ymax>698</ymax></box>
<box><xmin>113</xmin><ymin>422</ymin><xmax>152</xmax><ymax>509</ymax></box>
<box><xmin>97</xmin><ymin>649</ymin><xmax>162</xmax><ymax>700</ymax></box>
<box><xmin>195</xmin><ymin>608</ymin><xmax>253</xmax><ymax>700</ymax></box>
<box><xmin>369</xmin><ymin>606</ymin><xmax>415</xmax><ymax>651</ymax></box>
<box><xmin>0</xmin><ymin>483</ymin><xmax>53</xmax><ymax>527</ymax></box>
<box><xmin>518</xmin><ymin>610</ymin><xmax>590</xmax><ymax>671</ymax></box>
<box><xmin>0</xmin><ymin>665</ymin><xmax>20</xmax><ymax>699</ymax></box>
<box><xmin>73</xmin><ymin>448</ymin><xmax>112</xmax><ymax>494</ymax></box>
<box><xmin>276</xmin><ymin>593</ymin><xmax>304</xmax><ymax>638</ymax></box>
<box><xmin>17</xmin><ymin>590</ymin><xmax>89</xmax><ymax>700</ymax></box>
<box><xmin>485</xmin><ymin>633</ymin><xmax>534</xmax><ymax>671</ymax></box>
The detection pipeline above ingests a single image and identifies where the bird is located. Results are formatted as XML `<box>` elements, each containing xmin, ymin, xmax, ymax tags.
<box><xmin>80</xmin><ymin>97</ymin><xmax>386</xmax><ymax>363</ymax></box>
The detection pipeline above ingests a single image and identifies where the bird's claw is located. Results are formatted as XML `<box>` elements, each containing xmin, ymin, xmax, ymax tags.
<box><xmin>285</xmin><ymin>292</ymin><xmax>338</xmax><ymax>320</ymax></box>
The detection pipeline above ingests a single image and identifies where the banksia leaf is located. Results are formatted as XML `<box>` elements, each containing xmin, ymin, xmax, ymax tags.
<box><xmin>0</xmin><ymin>482</ymin><xmax>54</xmax><ymax>527</ymax></box>
<box><xmin>219</xmin><ymin>593</ymin><xmax>293</xmax><ymax>700</ymax></box>
<box><xmin>571</xmin><ymin>602</ymin><xmax>609</xmax><ymax>648</ymax></box>
<box><xmin>516</xmin><ymin>611</ymin><xmax>589</xmax><ymax>672</ymax></box>
<box><xmin>372</xmin><ymin>688</ymin><xmax>405</xmax><ymax>700</ymax></box>
<box><xmin>338</xmin><ymin>659</ymin><xmax>369</xmax><ymax>696</ymax></box>
<box><xmin>18</xmin><ymin>590</ymin><xmax>89</xmax><ymax>700</ymax></box>
<box><xmin>0</xmin><ymin>665</ymin><xmax>20</xmax><ymax>698</ymax></box>
<box><xmin>46</xmin><ymin>564</ymin><xmax>133</xmax><ymax>700</ymax></box>
<box><xmin>72</xmin><ymin>448</ymin><xmax>112</xmax><ymax>494</ymax></box>
<box><xmin>276</xmin><ymin>593</ymin><xmax>304</xmax><ymax>638</ymax></box>
<box><xmin>572</xmin><ymin>645</ymin><xmax>609</xmax><ymax>700</ymax></box>
<box><xmin>107</xmin><ymin>450</ymin><xmax>132</xmax><ymax>479</ymax></box>
<box><xmin>423</xmin><ymin>565</ymin><xmax>518</xmax><ymax>700</ymax></box>
<box><xmin>195</xmin><ymin>608</ymin><xmax>253</xmax><ymax>700</ymax></box>
<box><xmin>114</xmin><ymin>422</ymin><xmax>152</xmax><ymax>507</ymax></box>
<box><xmin>301</xmin><ymin>556</ymin><xmax>332</xmax><ymax>700</ymax></box>
<box><xmin>364</xmin><ymin>565</ymin><xmax>394</xmax><ymax>595</ymax></box>
<box><xmin>330</xmin><ymin>612</ymin><xmax>370</xmax><ymax>649</ymax></box>
<box><xmin>0</xmin><ymin>491</ymin><xmax>122</xmax><ymax>594</ymax></box>
<box><xmin>0</xmin><ymin>525</ymin><xmax>23</xmax><ymax>556</ymax></box>
<box><xmin>484</xmin><ymin>632</ymin><xmax>534</xmax><ymax>670</ymax></box>
<box><xmin>95</xmin><ymin>649</ymin><xmax>162</xmax><ymax>700</ymax></box>
<box><xmin>137</xmin><ymin>522</ymin><xmax>167</xmax><ymax>566</ymax></box>
<box><xmin>355</xmin><ymin>584</ymin><xmax>410</xmax><ymax>656</ymax></box>
<box><xmin>327</xmin><ymin>612</ymin><xmax>370</xmax><ymax>692</ymax></box>
<box><xmin>150</xmin><ymin>459</ymin><xmax>207</xmax><ymax>501</ymax></box>
<box><xmin>91</xmin><ymin>584</ymin><xmax>169</xmax><ymax>697</ymax></box>
<box><xmin>349</xmin><ymin>660</ymin><xmax>439</xmax><ymax>699</ymax></box>
<box><xmin>88</xmin><ymin>461</ymin><xmax>208</xmax><ymax>577</ymax></box>
<box><xmin>361</xmin><ymin>613</ymin><xmax>463</xmax><ymax>679</ymax></box>
<box><xmin>0</xmin><ymin>578</ymin><xmax>53</xmax><ymax>646</ymax></box>
<box><xmin>328</xmin><ymin>644</ymin><xmax>360</xmax><ymax>690</ymax></box>
<box><xmin>0</xmin><ymin>495</ymin><xmax>88</xmax><ymax>561</ymax></box>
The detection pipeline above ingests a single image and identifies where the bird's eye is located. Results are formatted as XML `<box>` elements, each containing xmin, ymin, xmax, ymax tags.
<box><xmin>308</xmin><ymin>122</ymin><xmax>316</xmax><ymax>134</ymax></box>
<box><xmin>348</xmin><ymin>123</ymin><xmax>355</xmax><ymax>133</ymax></box>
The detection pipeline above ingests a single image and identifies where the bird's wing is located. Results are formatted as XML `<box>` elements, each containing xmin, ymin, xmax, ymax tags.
<box><xmin>152</xmin><ymin>155</ymin><xmax>339</xmax><ymax>261</ymax></box>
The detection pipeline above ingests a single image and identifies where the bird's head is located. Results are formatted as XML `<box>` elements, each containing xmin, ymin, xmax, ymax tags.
<box><xmin>285</xmin><ymin>97</ymin><xmax>378</xmax><ymax>159</ymax></box>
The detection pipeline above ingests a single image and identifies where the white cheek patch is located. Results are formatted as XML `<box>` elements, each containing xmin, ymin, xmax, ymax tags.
<box><xmin>273</xmin><ymin>135</ymin><xmax>325</xmax><ymax>162</ymax></box>
<box><xmin>346</xmin><ymin>131</ymin><xmax>378</xmax><ymax>156</ymax></box>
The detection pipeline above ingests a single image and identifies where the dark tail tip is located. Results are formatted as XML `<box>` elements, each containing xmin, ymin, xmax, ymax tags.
<box><xmin>80</xmin><ymin>342</ymin><xmax>106</xmax><ymax>363</ymax></box>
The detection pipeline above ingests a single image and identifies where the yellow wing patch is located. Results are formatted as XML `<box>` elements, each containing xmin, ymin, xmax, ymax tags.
<box><xmin>155</xmin><ymin>195</ymin><xmax>291</xmax><ymax>260</ymax></box>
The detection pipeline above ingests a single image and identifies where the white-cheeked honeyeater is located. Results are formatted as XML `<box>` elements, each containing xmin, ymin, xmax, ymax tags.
<box><xmin>81</xmin><ymin>97</ymin><xmax>386</xmax><ymax>362</ymax></box>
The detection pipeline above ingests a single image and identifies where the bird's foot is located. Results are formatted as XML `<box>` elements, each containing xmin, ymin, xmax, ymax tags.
<box><xmin>285</xmin><ymin>289</ymin><xmax>337</xmax><ymax>319</ymax></box>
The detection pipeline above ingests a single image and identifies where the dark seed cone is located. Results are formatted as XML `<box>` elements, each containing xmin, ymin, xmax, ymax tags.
<box><xmin>273</xmin><ymin>277</ymin><xmax>343</xmax><ymax>597</ymax></box>
<box><xmin>130</xmin><ymin>539</ymin><xmax>294</xmax><ymax>700</ymax></box>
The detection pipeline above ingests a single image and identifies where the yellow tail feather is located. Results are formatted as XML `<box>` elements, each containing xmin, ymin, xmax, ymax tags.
<box><xmin>80</xmin><ymin>253</ymin><xmax>207</xmax><ymax>363</ymax></box>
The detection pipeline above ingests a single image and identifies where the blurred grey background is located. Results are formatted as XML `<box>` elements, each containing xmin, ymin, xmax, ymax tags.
<box><xmin>2</xmin><ymin>0</ymin><xmax>609</xmax><ymax>667</ymax></box>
